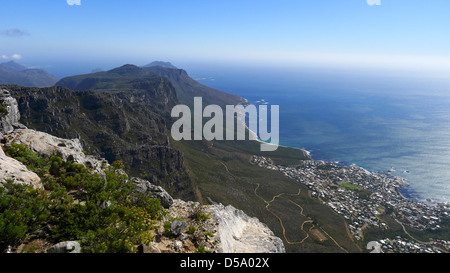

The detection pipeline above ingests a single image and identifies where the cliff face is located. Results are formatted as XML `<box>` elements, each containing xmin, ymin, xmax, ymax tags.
<box><xmin>0</xmin><ymin>141</ymin><xmax>42</xmax><ymax>189</ymax></box>
<box><xmin>0</xmin><ymin>89</ymin><xmax>26</xmax><ymax>136</ymax></box>
<box><xmin>55</xmin><ymin>64</ymin><xmax>244</xmax><ymax>108</ymax></box>
<box><xmin>0</xmin><ymin>90</ymin><xmax>42</xmax><ymax>188</ymax></box>
<box><xmin>2</xmin><ymin>82</ymin><xmax>194</xmax><ymax>200</ymax></box>
<box><xmin>0</xmin><ymin>90</ymin><xmax>285</xmax><ymax>253</ymax></box>
<box><xmin>208</xmin><ymin>204</ymin><xmax>285</xmax><ymax>253</ymax></box>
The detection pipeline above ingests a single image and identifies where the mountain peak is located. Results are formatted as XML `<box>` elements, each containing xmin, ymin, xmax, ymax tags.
<box><xmin>107</xmin><ymin>64</ymin><xmax>144</xmax><ymax>75</ymax></box>
<box><xmin>0</xmin><ymin>61</ymin><xmax>58</xmax><ymax>87</ymax></box>
<box><xmin>0</xmin><ymin>60</ymin><xmax>28</xmax><ymax>71</ymax></box>
<box><xmin>143</xmin><ymin>61</ymin><xmax>177</xmax><ymax>69</ymax></box>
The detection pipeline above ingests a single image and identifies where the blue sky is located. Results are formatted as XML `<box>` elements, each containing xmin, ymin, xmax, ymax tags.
<box><xmin>1</xmin><ymin>0</ymin><xmax>449</xmax><ymax>77</ymax></box>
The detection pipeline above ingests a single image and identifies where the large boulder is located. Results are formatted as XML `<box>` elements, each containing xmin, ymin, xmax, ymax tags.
<box><xmin>0</xmin><ymin>144</ymin><xmax>42</xmax><ymax>189</ymax></box>
<box><xmin>130</xmin><ymin>177</ymin><xmax>174</xmax><ymax>208</ymax></box>
<box><xmin>170</xmin><ymin>219</ymin><xmax>187</xmax><ymax>236</ymax></box>
<box><xmin>208</xmin><ymin>204</ymin><xmax>285</xmax><ymax>253</ymax></box>
<box><xmin>4</xmin><ymin>129</ymin><xmax>109</xmax><ymax>175</ymax></box>
<box><xmin>46</xmin><ymin>241</ymin><xmax>81</xmax><ymax>253</ymax></box>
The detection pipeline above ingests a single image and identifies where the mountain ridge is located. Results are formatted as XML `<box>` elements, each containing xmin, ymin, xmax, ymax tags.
<box><xmin>0</xmin><ymin>89</ymin><xmax>285</xmax><ymax>253</ymax></box>
<box><xmin>0</xmin><ymin>61</ymin><xmax>58</xmax><ymax>87</ymax></box>
<box><xmin>2</xmin><ymin>63</ymin><xmax>364</xmax><ymax>253</ymax></box>
<box><xmin>143</xmin><ymin>61</ymin><xmax>178</xmax><ymax>69</ymax></box>
<box><xmin>56</xmin><ymin>63</ymin><xmax>244</xmax><ymax>107</ymax></box>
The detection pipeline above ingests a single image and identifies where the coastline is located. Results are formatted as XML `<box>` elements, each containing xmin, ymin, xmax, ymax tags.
<box><xmin>237</xmin><ymin>103</ymin><xmax>312</xmax><ymax>160</ymax></box>
<box><xmin>238</xmin><ymin>99</ymin><xmax>441</xmax><ymax>206</ymax></box>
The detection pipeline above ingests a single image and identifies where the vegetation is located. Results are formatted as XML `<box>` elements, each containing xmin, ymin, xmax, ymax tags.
<box><xmin>0</xmin><ymin>102</ymin><xmax>8</xmax><ymax>115</ymax></box>
<box><xmin>195</xmin><ymin>245</ymin><xmax>207</xmax><ymax>253</ymax></box>
<box><xmin>340</xmin><ymin>183</ymin><xmax>360</xmax><ymax>191</ymax></box>
<box><xmin>0</xmin><ymin>180</ymin><xmax>51</xmax><ymax>251</ymax></box>
<box><xmin>0</xmin><ymin>144</ymin><xmax>163</xmax><ymax>253</ymax></box>
<box><xmin>173</xmin><ymin>139</ymin><xmax>363</xmax><ymax>253</ymax></box>
<box><xmin>0</xmin><ymin>61</ymin><xmax>58</xmax><ymax>87</ymax></box>
<box><xmin>190</xmin><ymin>204</ymin><xmax>211</xmax><ymax>222</ymax></box>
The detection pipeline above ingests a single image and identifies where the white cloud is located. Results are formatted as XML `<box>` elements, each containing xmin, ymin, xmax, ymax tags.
<box><xmin>11</xmin><ymin>54</ymin><xmax>22</xmax><ymax>60</ymax></box>
<box><xmin>67</xmin><ymin>0</ymin><xmax>81</xmax><ymax>6</ymax></box>
<box><xmin>1</xmin><ymin>54</ymin><xmax>23</xmax><ymax>60</ymax></box>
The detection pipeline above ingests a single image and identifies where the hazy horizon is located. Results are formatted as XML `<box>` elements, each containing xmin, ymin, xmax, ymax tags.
<box><xmin>1</xmin><ymin>0</ymin><xmax>449</xmax><ymax>80</ymax></box>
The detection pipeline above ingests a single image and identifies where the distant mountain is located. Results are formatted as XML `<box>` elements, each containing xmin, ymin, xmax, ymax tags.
<box><xmin>143</xmin><ymin>61</ymin><xmax>178</xmax><ymax>69</ymax></box>
<box><xmin>0</xmin><ymin>61</ymin><xmax>58</xmax><ymax>87</ymax></box>
<box><xmin>56</xmin><ymin>63</ymin><xmax>244</xmax><ymax>107</ymax></box>
<box><xmin>0</xmin><ymin>61</ymin><xmax>28</xmax><ymax>71</ymax></box>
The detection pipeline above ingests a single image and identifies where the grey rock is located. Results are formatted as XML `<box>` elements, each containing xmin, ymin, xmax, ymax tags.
<box><xmin>0</xmin><ymin>89</ymin><xmax>26</xmax><ymax>137</ymax></box>
<box><xmin>131</xmin><ymin>177</ymin><xmax>174</xmax><ymax>208</ymax></box>
<box><xmin>174</xmin><ymin>240</ymin><xmax>183</xmax><ymax>251</ymax></box>
<box><xmin>0</xmin><ymin>142</ymin><xmax>42</xmax><ymax>189</ymax></box>
<box><xmin>4</xmin><ymin>128</ymin><xmax>109</xmax><ymax>176</ymax></box>
<box><xmin>207</xmin><ymin>204</ymin><xmax>285</xmax><ymax>253</ymax></box>
<box><xmin>47</xmin><ymin>241</ymin><xmax>81</xmax><ymax>253</ymax></box>
<box><xmin>100</xmin><ymin>200</ymin><xmax>113</xmax><ymax>210</ymax></box>
<box><xmin>170</xmin><ymin>219</ymin><xmax>187</xmax><ymax>236</ymax></box>
<box><xmin>138</xmin><ymin>244</ymin><xmax>161</xmax><ymax>253</ymax></box>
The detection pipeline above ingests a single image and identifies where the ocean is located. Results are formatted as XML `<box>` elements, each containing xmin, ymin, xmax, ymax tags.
<box><xmin>189</xmin><ymin>64</ymin><xmax>450</xmax><ymax>204</ymax></box>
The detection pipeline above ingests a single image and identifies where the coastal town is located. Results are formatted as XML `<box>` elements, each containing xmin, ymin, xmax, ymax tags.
<box><xmin>251</xmin><ymin>155</ymin><xmax>450</xmax><ymax>253</ymax></box>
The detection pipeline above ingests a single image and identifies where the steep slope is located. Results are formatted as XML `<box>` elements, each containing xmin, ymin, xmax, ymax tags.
<box><xmin>2</xmin><ymin>81</ymin><xmax>195</xmax><ymax>200</ymax></box>
<box><xmin>4</xmin><ymin>63</ymin><xmax>362</xmax><ymax>252</ymax></box>
<box><xmin>142</xmin><ymin>65</ymin><xmax>244</xmax><ymax>108</ymax></box>
<box><xmin>0</xmin><ymin>89</ymin><xmax>285</xmax><ymax>254</ymax></box>
<box><xmin>56</xmin><ymin>63</ymin><xmax>244</xmax><ymax>107</ymax></box>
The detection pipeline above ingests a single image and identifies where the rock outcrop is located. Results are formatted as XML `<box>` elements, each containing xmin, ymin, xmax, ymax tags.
<box><xmin>208</xmin><ymin>204</ymin><xmax>286</xmax><ymax>253</ymax></box>
<box><xmin>3</xmin><ymin>128</ymin><xmax>109</xmax><ymax>175</ymax></box>
<box><xmin>131</xmin><ymin>177</ymin><xmax>174</xmax><ymax>208</ymax></box>
<box><xmin>46</xmin><ymin>241</ymin><xmax>81</xmax><ymax>254</ymax></box>
<box><xmin>140</xmin><ymin>199</ymin><xmax>286</xmax><ymax>254</ymax></box>
<box><xmin>5</xmin><ymin>84</ymin><xmax>194</xmax><ymax>200</ymax></box>
<box><xmin>0</xmin><ymin>89</ymin><xmax>26</xmax><ymax>137</ymax></box>
<box><xmin>2</xmin><ymin>129</ymin><xmax>176</xmax><ymax>209</ymax></box>
<box><xmin>0</xmin><ymin>142</ymin><xmax>42</xmax><ymax>189</ymax></box>
<box><xmin>0</xmin><ymin>87</ymin><xmax>286</xmax><ymax>254</ymax></box>
<box><xmin>1</xmin><ymin>90</ymin><xmax>42</xmax><ymax>188</ymax></box>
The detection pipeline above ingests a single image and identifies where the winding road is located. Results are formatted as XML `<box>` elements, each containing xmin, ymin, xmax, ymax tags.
<box><xmin>220</xmin><ymin>160</ymin><xmax>349</xmax><ymax>252</ymax></box>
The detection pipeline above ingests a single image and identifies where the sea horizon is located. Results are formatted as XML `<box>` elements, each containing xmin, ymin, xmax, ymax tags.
<box><xmin>190</xmin><ymin>65</ymin><xmax>450</xmax><ymax>205</ymax></box>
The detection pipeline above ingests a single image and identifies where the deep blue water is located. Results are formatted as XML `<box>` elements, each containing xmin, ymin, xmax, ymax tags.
<box><xmin>189</xmin><ymin>65</ymin><xmax>450</xmax><ymax>204</ymax></box>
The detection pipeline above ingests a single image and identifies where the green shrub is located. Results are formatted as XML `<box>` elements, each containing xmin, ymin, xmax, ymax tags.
<box><xmin>0</xmin><ymin>103</ymin><xmax>8</xmax><ymax>115</ymax></box>
<box><xmin>190</xmin><ymin>205</ymin><xmax>211</xmax><ymax>222</ymax></box>
<box><xmin>187</xmin><ymin>225</ymin><xmax>197</xmax><ymax>235</ymax></box>
<box><xmin>1</xmin><ymin>148</ymin><xmax>163</xmax><ymax>253</ymax></box>
<box><xmin>0</xmin><ymin>181</ymin><xmax>51</xmax><ymax>252</ymax></box>
<box><xmin>195</xmin><ymin>245</ymin><xmax>207</xmax><ymax>253</ymax></box>
<box><xmin>3</xmin><ymin>143</ymin><xmax>50</xmax><ymax>176</ymax></box>
<box><xmin>131</xmin><ymin>192</ymin><xmax>162</xmax><ymax>220</ymax></box>
<box><xmin>164</xmin><ymin>220</ymin><xmax>172</xmax><ymax>235</ymax></box>
<box><xmin>77</xmin><ymin>205</ymin><xmax>157</xmax><ymax>253</ymax></box>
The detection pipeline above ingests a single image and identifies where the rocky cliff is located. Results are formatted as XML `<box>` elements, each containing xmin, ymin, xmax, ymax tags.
<box><xmin>0</xmin><ymin>141</ymin><xmax>42</xmax><ymax>189</ymax></box>
<box><xmin>0</xmin><ymin>88</ymin><xmax>285</xmax><ymax>253</ymax></box>
<box><xmin>2</xmin><ymin>82</ymin><xmax>194</xmax><ymax>200</ymax></box>
<box><xmin>0</xmin><ymin>89</ymin><xmax>26</xmax><ymax>136</ymax></box>
<box><xmin>0</xmin><ymin>89</ymin><xmax>42</xmax><ymax>188</ymax></box>
<box><xmin>208</xmin><ymin>204</ymin><xmax>285</xmax><ymax>253</ymax></box>
<box><xmin>55</xmin><ymin>64</ymin><xmax>244</xmax><ymax>108</ymax></box>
